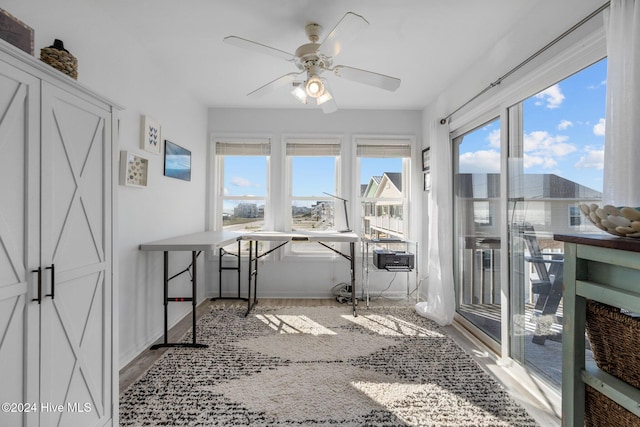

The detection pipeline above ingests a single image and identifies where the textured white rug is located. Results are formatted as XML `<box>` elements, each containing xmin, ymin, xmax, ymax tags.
<box><xmin>120</xmin><ymin>305</ymin><xmax>539</xmax><ymax>426</ymax></box>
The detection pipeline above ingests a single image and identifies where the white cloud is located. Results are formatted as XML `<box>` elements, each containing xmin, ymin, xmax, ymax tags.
<box><xmin>487</xmin><ymin>128</ymin><xmax>500</xmax><ymax>148</ymax></box>
<box><xmin>459</xmin><ymin>128</ymin><xmax>578</xmax><ymax>173</ymax></box>
<box><xmin>558</xmin><ymin>120</ymin><xmax>573</xmax><ymax>130</ymax></box>
<box><xmin>534</xmin><ymin>84</ymin><xmax>565</xmax><ymax>109</ymax></box>
<box><xmin>575</xmin><ymin>146</ymin><xmax>604</xmax><ymax>169</ymax></box>
<box><xmin>231</xmin><ymin>176</ymin><xmax>253</xmax><ymax>187</ymax></box>
<box><xmin>593</xmin><ymin>118</ymin><xmax>606</xmax><ymax>136</ymax></box>
<box><xmin>524</xmin><ymin>131</ymin><xmax>576</xmax><ymax>157</ymax></box>
<box><xmin>524</xmin><ymin>154</ymin><xmax>558</xmax><ymax>169</ymax></box>
<box><xmin>458</xmin><ymin>149</ymin><xmax>500</xmax><ymax>173</ymax></box>
<box><xmin>521</xmin><ymin>130</ymin><xmax>576</xmax><ymax>170</ymax></box>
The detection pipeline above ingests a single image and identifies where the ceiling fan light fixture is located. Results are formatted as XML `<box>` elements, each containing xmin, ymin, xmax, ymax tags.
<box><xmin>305</xmin><ymin>75</ymin><xmax>325</xmax><ymax>98</ymax></box>
<box><xmin>291</xmin><ymin>83</ymin><xmax>308</xmax><ymax>104</ymax></box>
<box><xmin>316</xmin><ymin>89</ymin><xmax>333</xmax><ymax>105</ymax></box>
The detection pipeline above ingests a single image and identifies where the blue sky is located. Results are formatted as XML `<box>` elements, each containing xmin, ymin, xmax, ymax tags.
<box><xmin>458</xmin><ymin>58</ymin><xmax>607</xmax><ymax>193</ymax></box>
<box><xmin>223</xmin><ymin>155</ymin><xmax>402</xmax><ymax>200</ymax></box>
<box><xmin>223</xmin><ymin>156</ymin><xmax>267</xmax><ymax>197</ymax></box>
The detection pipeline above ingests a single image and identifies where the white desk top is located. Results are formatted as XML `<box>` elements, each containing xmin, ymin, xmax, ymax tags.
<box><xmin>139</xmin><ymin>230</ymin><xmax>359</xmax><ymax>251</ymax></box>
<box><xmin>139</xmin><ymin>230</ymin><xmax>243</xmax><ymax>251</ymax></box>
<box><xmin>239</xmin><ymin>230</ymin><xmax>359</xmax><ymax>242</ymax></box>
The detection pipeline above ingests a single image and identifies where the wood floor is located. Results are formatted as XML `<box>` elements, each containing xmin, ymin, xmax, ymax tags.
<box><xmin>118</xmin><ymin>297</ymin><xmax>561</xmax><ymax>426</ymax></box>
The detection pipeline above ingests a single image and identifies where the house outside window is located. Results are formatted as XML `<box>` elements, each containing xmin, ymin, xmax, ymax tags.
<box><xmin>357</xmin><ymin>139</ymin><xmax>412</xmax><ymax>240</ymax></box>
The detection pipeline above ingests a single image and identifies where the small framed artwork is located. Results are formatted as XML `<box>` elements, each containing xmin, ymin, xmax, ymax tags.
<box><xmin>424</xmin><ymin>172</ymin><xmax>431</xmax><ymax>191</ymax></box>
<box><xmin>119</xmin><ymin>151</ymin><xmax>148</xmax><ymax>187</ymax></box>
<box><xmin>140</xmin><ymin>115</ymin><xmax>161</xmax><ymax>154</ymax></box>
<box><xmin>422</xmin><ymin>147</ymin><xmax>431</xmax><ymax>172</ymax></box>
<box><xmin>164</xmin><ymin>140</ymin><xmax>191</xmax><ymax>181</ymax></box>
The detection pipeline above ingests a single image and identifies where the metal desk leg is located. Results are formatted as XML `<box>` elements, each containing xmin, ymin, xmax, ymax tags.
<box><xmin>351</xmin><ymin>242</ymin><xmax>357</xmax><ymax>317</ymax></box>
<box><xmin>213</xmin><ymin>239</ymin><xmax>247</xmax><ymax>302</ymax></box>
<box><xmin>151</xmin><ymin>250</ymin><xmax>207</xmax><ymax>349</ymax></box>
<box><xmin>162</xmin><ymin>251</ymin><xmax>168</xmax><ymax>344</ymax></box>
<box><xmin>191</xmin><ymin>250</ymin><xmax>197</xmax><ymax>345</ymax></box>
<box><xmin>245</xmin><ymin>240</ymin><xmax>259</xmax><ymax>316</ymax></box>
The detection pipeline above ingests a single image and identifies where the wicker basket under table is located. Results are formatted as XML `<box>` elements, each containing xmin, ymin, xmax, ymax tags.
<box><xmin>585</xmin><ymin>300</ymin><xmax>640</xmax><ymax>426</ymax></box>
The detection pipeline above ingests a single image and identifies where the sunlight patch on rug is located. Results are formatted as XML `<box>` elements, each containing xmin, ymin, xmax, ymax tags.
<box><xmin>255</xmin><ymin>314</ymin><xmax>336</xmax><ymax>335</ymax></box>
<box><xmin>352</xmin><ymin>381</ymin><xmax>534</xmax><ymax>427</ymax></box>
<box><xmin>343</xmin><ymin>313</ymin><xmax>446</xmax><ymax>337</ymax></box>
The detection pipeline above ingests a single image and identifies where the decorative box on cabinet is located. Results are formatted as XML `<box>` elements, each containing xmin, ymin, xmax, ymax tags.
<box><xmin>0</xmin><ymin>39</ymin><xmax>121</xmax><ymax>427</ymax></box>
<box><xmin>556</xmin><ymin>234</ymin><xmax>640</xmax><ymax>427</ymax></box>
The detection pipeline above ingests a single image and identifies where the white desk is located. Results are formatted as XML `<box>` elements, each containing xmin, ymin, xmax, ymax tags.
<box><xmin>140</xmin><ymin>230</ymin><xmax>359</xmax><ymax>349</ymax></box>
<box><xmin>139</xmin><ymin>230</ymin><xmax>244</xmax><ymax>349</ymax></box>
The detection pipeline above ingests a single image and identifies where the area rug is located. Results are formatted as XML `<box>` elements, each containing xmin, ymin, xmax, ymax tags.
<box><xmin>119</xmin><ymin>305</ymin><xmax>539</xmax><ymax>426</ymax></box>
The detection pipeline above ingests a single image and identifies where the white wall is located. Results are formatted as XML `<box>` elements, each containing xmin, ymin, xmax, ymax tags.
<box><xmin>3</xmin><ymin>0</ymin><xmax>209</xmax><ymax>367</ymax></box>
<box><xmin>207</xmin><ymin>108</ymin><xmax>423</xmax><ymax>299</ymax></box>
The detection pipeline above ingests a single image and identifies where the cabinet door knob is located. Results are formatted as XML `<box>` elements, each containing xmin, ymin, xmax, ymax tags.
<box><xmin>31</xmin><ymin>267</ymin><xmax>42</xmax><ymax>304</ymax></box>
<box><xmin>45</xmin><ymin>264</ymin><xmax>55</xmax><ymax>299</ymax></box>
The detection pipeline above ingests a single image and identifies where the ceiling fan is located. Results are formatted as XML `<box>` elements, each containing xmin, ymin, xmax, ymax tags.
<box><xmin>223</xmin><ymin>12</ymin><xmax>401</xmax><ymax>114</ymax></box>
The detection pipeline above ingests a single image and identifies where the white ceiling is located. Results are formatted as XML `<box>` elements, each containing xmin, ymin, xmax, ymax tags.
<box><xmin>85</xmin><ymin>0</ymin><xmax>606</xmax><ymax>111</ymax></box>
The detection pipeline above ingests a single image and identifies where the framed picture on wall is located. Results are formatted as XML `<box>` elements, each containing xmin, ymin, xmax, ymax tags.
<box><xmin>119</xmin><ymin>151</ymin><xmax>148</xmax><ymax>188</ymax></box>
<box><xmin>140</xmin><ymin>115</ymin><xmax>162</xmax><ymax>154</ymax></box>
<box><xmin>422</xmin><ymin>147</ymin><xmax>430</xmax><ymax>171</ymax></box>
<box><xmin>424</xmin><ymin>172</ymin><xmax>431</xmax><ymax>191</ymax></box>
<box><xmin>164</xmin><ymin>140</ymin><xmax>191</xmax><ymax>181</ymax></box>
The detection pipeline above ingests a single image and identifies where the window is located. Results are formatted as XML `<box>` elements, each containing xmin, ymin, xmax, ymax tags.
<box><xmin>473</xmin><ymin>201</ymin><xmax>492</xmax><ymax>226</ymax></box>
<box><xmin>357</xmin><ymin>140</ymin><xmax>411</xmax><ymax>239</ymax></box>
<box><xmin>569</xmin><ymin>205</ymin><xmax>582</xmax><ymax>226</ymax></box>
<box><xmin>286</xmin><ymin>138</ymin><xmax>341</xmax><ymax>254</ymax></box>
<box><xmin>216</xmin><ymin>140</ymin><xmax>270</xmax><ymax>251</ymax></box>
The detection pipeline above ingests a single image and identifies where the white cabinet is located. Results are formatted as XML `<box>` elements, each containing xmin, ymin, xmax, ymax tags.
<box><xmin>0</xmin><ymin>41</ymin><xmax>119</xmax><ymax>427</ymax></box>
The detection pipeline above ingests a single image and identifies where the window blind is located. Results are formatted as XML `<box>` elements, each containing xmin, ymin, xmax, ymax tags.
<box><xmin>286</xmin><ymin>139</ymin><xmax>341</xmax><ymax>156</ymax></box>
<box><xmin>216</xmin><ymin>141</ymin><xmax>271</xmax><ymax>156</ymax></box>
<box><xmin>356</xmin><ymin>140</ymin><xmax>411</xmax><ymax>158</ymax></box>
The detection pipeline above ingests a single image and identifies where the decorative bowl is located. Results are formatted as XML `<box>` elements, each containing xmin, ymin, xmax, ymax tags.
<box><xmin>579</xmin><ymin>204</ymin><xmax>640</xmax><ymax>238</ymax></box>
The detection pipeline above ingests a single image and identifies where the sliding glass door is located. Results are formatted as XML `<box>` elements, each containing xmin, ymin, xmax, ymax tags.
<box><xmin>453</xmin><ymin>118</ymin><xmax>502</xmax><ymax>345</ymax></box>
<box><xmin>453</xmin><ymin>59</ymin><xmax>606</xmax><ymax>387</ymax></box>
<box><xmin>508</xmin><ymin>59</ymin><xmax>606</xmax><ymax>385</ymax></box>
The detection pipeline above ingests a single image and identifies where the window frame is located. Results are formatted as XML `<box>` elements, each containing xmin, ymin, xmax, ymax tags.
<box><xmin>284</xmin><ymin>136</ymin><xmax>343</xmax><ymax>257</ymax></box>
<box><xmin>355</xmin><ymin>137</ymin><xmax>413</xmax><ymax>240</ymax></box>
<box><xmin>210</xmin><ymin>137</ymin><xmax>272</xmax><ymax>232</ymax></box>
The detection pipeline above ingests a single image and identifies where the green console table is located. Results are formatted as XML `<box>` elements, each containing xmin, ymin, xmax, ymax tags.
<box><xmin>555</xmin><ymin>234</ymin><xmax>640</xmax><ymax>426</ymax></box>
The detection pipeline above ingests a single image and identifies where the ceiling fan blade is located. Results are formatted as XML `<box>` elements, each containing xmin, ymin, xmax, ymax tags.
<box><xmin>247</xmin><ymin>72</ymin><xmax>303</xmax><ymax>98</ymax></box>
<box><xmin>223</xmin><ymin>36</ymin><xmax>296</xmax><ymax>62</ymax></box>
<box><xmin>332</xmin><ymin>65</ymin><xmax>401</xmax><ymax>91</ymax></box>
<box><xmin>317</xmin><ymin>12</ymin><xmax>368</xmax><ymax>59</ymax></box>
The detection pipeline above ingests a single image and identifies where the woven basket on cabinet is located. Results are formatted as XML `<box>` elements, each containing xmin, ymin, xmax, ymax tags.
<box><xmin>39</xmin><ymin>39</ymin><xmax>77</xmax><ymax>79</ymax></box>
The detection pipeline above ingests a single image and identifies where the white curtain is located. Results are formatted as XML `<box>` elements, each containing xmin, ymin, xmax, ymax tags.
<box><xmin>603</xmin><ymin>0</ymin><xmax>640</xmax><ymax>206</ymax></box>
<box><xmin>415</xmin><ymin>119</ymin><xmax>456</xmax><ymax>326</ymax></box>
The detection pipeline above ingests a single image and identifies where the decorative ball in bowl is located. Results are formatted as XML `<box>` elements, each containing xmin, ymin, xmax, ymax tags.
<box><xmin>579</xmin><ymin>204</ymin><xmax>640</xmax><ymax>238</ymax></box>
